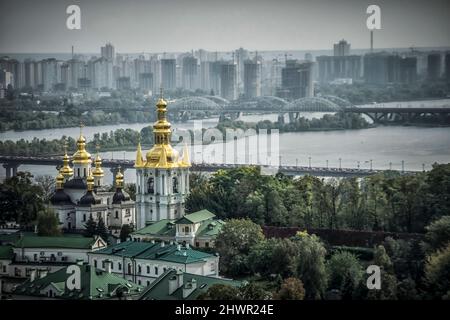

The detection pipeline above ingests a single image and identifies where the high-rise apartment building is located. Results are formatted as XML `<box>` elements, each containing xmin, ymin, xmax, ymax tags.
<box><xmin>243</xmin><ymin>59</ymin><xmax>261</xmax><ymax>99</ymax></box>
<box><xmin>182</xmin><ymin>56</ymin><xmax>199</xmax><ymax>91</ymax></box>
<box><xmin>161</xmin><ymin>59</ymin><xmax>176</xmax><ymax>90</ymax></box>
<box><xmin>280</xmin><ymin>60</ymin><xmax>314</xmax><ymax>100</ymax></box>
<box><xmin>220</xmin><ymin>62</ymin><xmax>237</xmax><ymax>100</ymax></box>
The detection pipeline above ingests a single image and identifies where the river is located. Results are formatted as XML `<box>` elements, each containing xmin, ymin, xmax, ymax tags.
<box><xmin>1</xmin><ymin>113</ymin><xmax>450</xmax><ymax>183</ymax></box>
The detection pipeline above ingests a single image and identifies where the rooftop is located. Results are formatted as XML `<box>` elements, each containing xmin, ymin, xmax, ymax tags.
<box><xmin>139</xmin><ymin>269</ymin><xmax>240</xmax><ymax>300</ymax></box>
<box><xmin>176</xmin><ymin>210</ymin><xmax>216</xmax><ymax>224</ymax></box>
<box><xmin>14</xmin><ymin>235</ymin><xmax>100</xmax><ymax>250</ymax></box>
<box><xmin>0</xmin><ymin>245</ymin><xmax>13</xmax><ymax>260</ymax></box>
<box><xmin>14</xmin><ymin>264</ymin><xmax>142</xmax><ymax>300</ymax></box>
<box><xmin>93</xmin><ymin>241</ymin><xmax>215</xmax><ymax>264</ymax></box>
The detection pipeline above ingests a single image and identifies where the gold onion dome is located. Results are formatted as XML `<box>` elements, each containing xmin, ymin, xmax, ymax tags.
<box><xmin>72</xmin><ymin>125</ymin><xmax>91</xmax><ymax>164</ymax></box>
<box><xmin>92</xmin><ymin>145</ymin><xmax>104</xmax><ymax>177</ymax></box>
<box><xmin>115</xmin><ymin>168</ymin><xmax>124</xmax><ymax>188</ymax></box>
<box><xmin>56</xmin><ymin>172</ymin><xmax>65</xmax><ymax>189</ymax></box>
<box><xmin>144</xmin><ymin>96</ymin><xmax>182</xmax><ymax>168</ymax></box>
<box><xmin>60</xmin><ymin>151</ymin><xmax>74</xmax><ymax>178</ymax></box>
<box><xmin>86</xmin><ymin>173</ymin><xmax>95</xmax><ymax>191</ymax></box>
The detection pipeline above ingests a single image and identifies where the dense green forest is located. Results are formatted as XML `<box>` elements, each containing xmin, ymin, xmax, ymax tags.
<box><xmin>186</xmin><ymin>164</ymin><xmax>450</xmax><ymax>233</ymax></box>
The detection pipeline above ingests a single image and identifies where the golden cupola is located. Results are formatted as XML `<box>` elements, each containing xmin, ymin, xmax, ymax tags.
<box><xmin>60</xmin><ymin>140</ymin><xmax>74</xmax><ymax>179</ymax></box>
<box><xmin>86</xmin><ymin>173</ymin><xmax>95</xmax><ymax>191</ymax></box>
<box><xmin>115</xmin><ymin>168</ymin><xmax>124</xmax><ymax>188</ymax></box>
<box><xmin>72</xmin><ymin>125</ymin><xmax>91</xmax><ymax>165</ymax></box>
<box><xmin>55</xmin><ymin>172</ymin><xmax>65</xmax><ymax>190</ymax></box>
<box><xmin>144</xmin><ymin>96</ymin><xmax>180</xmax><ymax>168</ymax></box>
<box><xmin>134</xmin><ymin>137</ymin><xmax>144</xmax><ymax>168</ymax></box>
<box><xmin>92</xmin><ymin>144</ymin><xmax>104</xmax><ymax>178</ymax></box>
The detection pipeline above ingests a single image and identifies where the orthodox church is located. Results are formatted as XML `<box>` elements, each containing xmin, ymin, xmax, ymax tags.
<box><xmin>134</xmin><ymin>95</ymin><xmax>191</xmax><ymax>230</ymax></box>
<box><xmin>50</xmin><ymin>130</ymin><xmax>135</xmax><ymax>236</ymax></box>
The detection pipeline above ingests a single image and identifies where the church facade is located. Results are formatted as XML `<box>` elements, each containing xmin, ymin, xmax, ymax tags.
<box><xmin>49</xmin><ymin>132</ymin><xmax>135</xmax><ymax>236</ymax></box>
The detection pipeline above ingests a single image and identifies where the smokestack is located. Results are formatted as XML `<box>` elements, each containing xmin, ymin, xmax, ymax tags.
<box><xmin>71</xmin><ymin>45</ymin><xmax>74</xmax><ymax>59</ymax></box>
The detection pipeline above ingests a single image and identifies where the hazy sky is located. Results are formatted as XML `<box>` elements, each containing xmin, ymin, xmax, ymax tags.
<box><xmin>0</xmin><ymin>0</ymin><xmax>449</xmax><ymax>53</ymax></box>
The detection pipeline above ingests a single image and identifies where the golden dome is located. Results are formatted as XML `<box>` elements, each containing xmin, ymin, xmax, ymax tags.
<box><xmin>115</xmin><ymin>168</ymin><xmax>124</xmax><ymax>188</ymax></box>
<box><xmin>86</xmin><ymin>173</ymin><xmax>94</xmax><ymax>191</ymax></box>
<box><xmin>60</xmin><ymin>139</ymin><xmax>74</xmax><ymax>178</ymax></box>
<box><xmin>92</xmin><ymin>146</ymin><xmax>104</xmax><ymax>177</ymax></box>
<box><xmin>142</xmin><ymin>96</ymin><xmax>186</xmax><ymax>169</ymax></box>
<box><xmin>72</xmin><ymin>127</ymin><xmax>91</xmax><ymax>165</ymax></box>
<box><xmin>56</xmin><ymin>172</ymin><xmax>65</xmax><ymax>189</ymax></box>
<box><xmin>60</xmin><ymin>154</ymin><xmax>74</xmax><ymax>178</ymax></box>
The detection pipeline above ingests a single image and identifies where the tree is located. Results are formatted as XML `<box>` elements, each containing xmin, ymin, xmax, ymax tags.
<box><xmin>248</xmin><ymin>238</ymin><xmax>300</xmax><ymax>278</ymax></box>
<box><xmin>84</xmin><ymin>215</ymin><xmax>97</xmax><ymax>237</ymax></box>
<box><xmin>424</xmin><ymin>244</ymin><xmax>450</xmax><ymax>299</ymax></box>
<box><xmin>275</xmin><ymin>278</ymin><xmax>305</xmax><ymax>300</ymax></box>
<box><xmin>367</xmin><ymin>245</ymin><xmax>398</xmax><ymax>300</ymax></box>
<box><xmin>96</xmin><ymin>216</ymin><xmax>109</xmax><ymax>243</ymax></box>
<box><xmin>239</xmin><ymin>282</ymin><xmax>272</xmax><ymax>300</ymax></box>
<box><xmin>424</xmin><ymin>216</ymin><xmax>450</xmax><ymax>253</ymax></box>
<box><xmin>0</xmin><ymin>172</ymin><xmax>44</xmax><ymax>226</ymax></box>
<box><xmin>215</xmin><ymin>218</ymin><xmax>265</xmax><ymax>277</ymax></box>
<box><xmin>119</xmin><ymin>224</ymin><xmax>133</xmax><ymax>242</ymax></box>
<box><xmin>326</xmin><ymin>251</ymin><xmax>364</xmax><ymax>299</ymax></box>
<box><xmin>36</xmin><ymin>208</ymin><xmax>61</xmax><ymax>236</ymax></box>
<box><xmin>35</xmin><ymin>175</ymin><xmax>56</xmax><ymax>203</ymax></box>
<box><xmin>124</xmin><ymin>183</ymin><xmax>136</xmax><ymax>201</ymax></box>
<box><xmin>197</xmin><ymin>284</ymin><xmax>241</xmax><ymax>300</ymax></box>
<box><xmin>294</xmin><ymin>233</ymin><xmax>328</xmax><ymax>300</ymax></box>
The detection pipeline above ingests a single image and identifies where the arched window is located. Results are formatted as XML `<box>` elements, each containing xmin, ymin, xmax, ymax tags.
<box><xmin>154</xmin><ymin>266</ymin><xmax>158</xmax><ymax>275</ymax></box>
<box><xmin>84</xmin><ymin>168</ymin><xmax>87</xmax><ymax>177</ymax></box>
<box><xmin>127</xmin><ymin>263</ymin><xmax>132</xmax><ymax>275</ymax></box>
<box><xmin>138</xmin><ymin>265</ymin><xmax>142</xmax><ymax>274</ymax></box>
<box><xmin>147</xmin><ymin>177</ymin><xmax>154</xmax><ymax>194</ymax></box>
<box><xmin>172</xmin><ymin>177</ymin><xmax>179</xmax><ymax>193</ymax></box>
<box><xmin>146</xmin><ymin>266</ymin><xmax>150</xmax><ymax>274</ymax></box>
<box><xmin>184</xmin><ymin>226</ymin><xmax>190</xmax><ymax>233</ymax></box>
<box><xmin>77</xmin><ymin>168</ymin><xmax>80</xmax><ymax>177</ymax></box>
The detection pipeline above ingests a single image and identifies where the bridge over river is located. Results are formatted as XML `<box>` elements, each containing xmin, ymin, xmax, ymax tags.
<box><xmin>0</xmin><ymin>155</ymin><xmax>418</xmax><ymax>180</ymax></box>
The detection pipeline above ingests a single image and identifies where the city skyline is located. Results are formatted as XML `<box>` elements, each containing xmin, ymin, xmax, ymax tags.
<box><xmin>1</xmin><ymin>0</ymin><xmax>450</xmax><ymax>54</ymax></box>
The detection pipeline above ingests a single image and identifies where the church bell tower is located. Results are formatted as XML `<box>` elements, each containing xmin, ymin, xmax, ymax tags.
<box><xmin>134</xmin><ymin>93</ymin><xmax>191</xmax><ymax>229</ymax></box>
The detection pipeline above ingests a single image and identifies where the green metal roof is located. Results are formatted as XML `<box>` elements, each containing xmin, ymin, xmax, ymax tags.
<box><xmin>176</xmin><ymin>210</ymin><xmax>216</xmax><ymax>224</ymax></box>
<box><xmin>94</xmin><ymin>241</ymin><xmax>215</xmax><ymax>264</ymax></box>
<box><xmin>139</xmin><ymin>269</ymin><xmax>241</xmax><ymax>300</ymax></box>
<box><xmin>196</xmin><ymin>219</ymin><xmax>225</xmax><ymax>238</ymax></box>
<box><xmin>14</xmin><ymin>264</ymin><xmax>142</xmax><ymax>300</ymax></box>
<box><xmin>0</xmin><ymin>245</ymin><xmax>13</xmax><ymax>260</ymax></box>
<box><xmin>14</xmin><ymin>235</ymin><xmax>98</xmax><ymax>249</ymax></box>
<box><xmin>132</xmin><ymin>219</ymin><xmax>176</xmax><ymax>237</ymax></box>
<box><xmin>132</xmin><ymin>211</ymin><xmax>224</xmax><ymax>240</ymax></box>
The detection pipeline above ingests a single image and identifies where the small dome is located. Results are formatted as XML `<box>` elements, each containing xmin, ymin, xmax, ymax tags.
<box><xmin>112</xmin><ymin>189</ymin><xmax>130</xmax><ymax>204</ymax></box>
<box><xmin>79</xmin><ymin>190</ymin><xmax>100</xmax><ymax>206</ymax></box>
<box><xmin>73</xmin><ymin>134</ymin><xmax>91</xmax><ymax>164</ymax></box>
<box><xmin>156</xmin><ymin>98</ymin><xmax>167</xmax><ymax>107</ymax></box>
<box><xmin>64</xmin><ymin>178</ymin><xmax>87</xmax><ymax>189</ymax></box>
<box><xmin>50</xmin><ymin>189</ymin><xmax>73</xmax><ymax>205</ymax></box>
